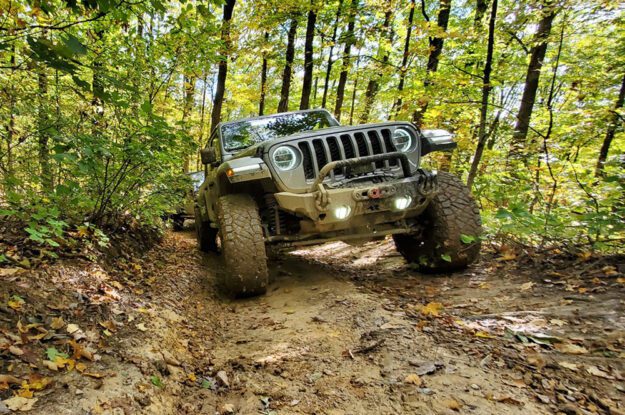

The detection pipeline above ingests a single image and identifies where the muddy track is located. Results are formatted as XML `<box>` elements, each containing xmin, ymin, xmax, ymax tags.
<box><xmin>32</xmin><ymin>230</ymin><xmax>624</xmax><ymax>415</ymax></box>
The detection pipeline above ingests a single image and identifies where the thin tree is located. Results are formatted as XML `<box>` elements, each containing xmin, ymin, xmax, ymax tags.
<box><xmin>278</xmin><ymin>17</ymin><xmax>299</xmax><ymax>113</ymax></box>
<box><xmin>210</xmin><ymin>0</ymin><xmax>236</xmax><ymax>132</ymax></box>
<box><xmin>334</xmin><ymin>0</ymin><xmax>358</xmax><ymax>121</ymax></box>
<box><xmin>300</xmin><ymin>3</ymin><xmax>317</xmax><ymax>110</ymax></box>
<box><xmin>595</xmin><ymin>74</ymin><xmax>625</xmax><ymax>176</ymax></box>
<box><xmin>181</xmin><ymin>75</ymin><xmax>195</xmax><ymax>173</ymax></box>
<box><xmin>259</xmin><ymin>31</ymin><xmax>269</xmax><ymax>116</ymax></box>
<box><xmin>359</xmin><ymin>0</ymin><xmax>392</xmax><ymax>123</ymax></box>
<box><xmin>321</xmin><ymin>0</ymin><xmax>343</xmax><ymax>109</ymax></box>
<box><xmin>391</xmin><ymin>0</ymin><xmax>415</xmax><ymax>118</ymax></box>
<box><xmin>466</xmin><ymin>0</ymin><xmax>497</xmax><ymax>188</ymax></box>
<box><xmin>508</xmin><ymin>1</ymin><xmax>557</xmax><ymax>158</ymax></box>
<box><xmin>412</xmin><ymin>0</ymin><xmax>452</xmax><ymax>127</ymax></box>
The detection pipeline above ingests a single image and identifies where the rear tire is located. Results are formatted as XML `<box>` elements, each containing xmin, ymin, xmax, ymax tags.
<box><xmin>217</xmin><ymin>194</ymin><xmax>268</xmax><ymax>297</ymax></box>
<box><xmin>393</xmin><ymin>171</ymin><xmax>482</xmax><ymax>272</ymax></box>
<box><xmin>195</xmin><ymin>206</ymin><xmax>217</xmax><ymax>253</ymax></box>
<box><xmin>172</xmin><ymin>215</ymin><xmax>184</xmax><ymax>232</ymax></box>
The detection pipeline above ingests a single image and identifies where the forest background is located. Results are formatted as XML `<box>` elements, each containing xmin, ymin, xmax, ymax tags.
<box><xmin>0</xmin><ymin>0</ymin><xmax>623</xmax><ymax>258</ymax></box>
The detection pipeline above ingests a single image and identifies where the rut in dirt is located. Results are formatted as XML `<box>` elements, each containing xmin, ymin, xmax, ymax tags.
<box><xmin>7</xmin><ymin>230</ymin><xmax>624</xmax><ymax>415</ymax></box>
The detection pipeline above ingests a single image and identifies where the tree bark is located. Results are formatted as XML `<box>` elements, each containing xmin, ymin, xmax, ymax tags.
<box><xmin>38</xmin><ymin>64</ymin><xmax>52</xmax><ymax>192</ymax></box>
<box><xmin>595</xmin><ymin>73</ymin><xmax>625</xmax><ymax>176</ymax></box>
<box><xmin>300</xmin><ymin>5</ymin><xmax>317</xmax><ymax>110</ymax></box>
<box><xmin>509</xmin><ymin>1</ymin><xmax>556</xmax><ymax>158</ymax></box>
<box><xmin>321</xmin><ymin>0</ymin><xmax>343</xmax><ymax>109</ymax></box>
<box><xmin>210</xmin><ymin>0</ymin><xmax>236</xmax><ymax>132</ymax></box>
<box><xmin>334</xmin><ymin>0</ymin><xmax>358</xmax><ymax>121</ymax></box>
<box><xmin>278</xmin><ymin>17</ymin><xmax>299</xmax><ymax>113</ymax></box>
<box><xmin>391</xmin><ymin>0</ymin><xmax>415</xmax><ymax>119</ymax></box>
<box><xmin>359</xmin><ymin>2</ymin><xmax>392</xmax><ymax>123</ymax></box>
<box><xmin>181</xmin><ymin>75</ymin><xmax>195</xmax><ymax>173</ymax></box>
<box><xmin>467</xmin><ymin>0</ymin><xmax>497</xmax><ymax>188</ymax></box>
<box><xmin>259</xmin><ymin>31</ymin><xmax>269</xmax><ymax>116</ymax></box>
<box><xmin>412</xmin><ymin>0</ymin><xmax>452</xmax><ymax>127</ymax></box>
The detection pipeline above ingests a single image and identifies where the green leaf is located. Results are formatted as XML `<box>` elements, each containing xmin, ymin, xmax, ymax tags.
<box><xmin>440</xmin><ymin>254</ymin><xmax>452</xmax><ymax>263</ymax></box>
<box><xmin>460</xmin><ymin>234</ymin><xmax>476</xmax><ymax>244</ymax></box>
<box><xmin>46</xmin><ymin>347</ymin><xmax>69</xmax><ymax>360</ymax></box>
<box><xmin>151</xmin><ymin>375</ymin><xmax>163</xmax><ymax>387</ymax></box>
<box><xmin>200</xmin><ymin>379</ymin><xmax>213</xmax><ymax>389</ymax></box>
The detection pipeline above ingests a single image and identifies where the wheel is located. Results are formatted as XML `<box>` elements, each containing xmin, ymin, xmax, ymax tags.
<box><xmin>216</xmin><ymin>194</ymin><xmax>268</xmax><ymax>297</ymax></box>
<box><xmin>194</xmin><ymin>206</ymin><xmax>218</xmax><ymax>252</ymax></box>
<box><xmin>172</xmin><ymin>215</ymin><xmax>184</xmax><ymax>231</ymax></box>
<box><xmin>393</xmin><ymin>171</ymin><xmax>482</xmax><ymax>272</ymax></box>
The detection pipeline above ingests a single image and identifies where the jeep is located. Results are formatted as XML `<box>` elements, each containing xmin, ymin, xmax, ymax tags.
<box><xmin>195</xmin><ymin>109</ymin><xmax>481</xmax><ymax>297</ymax></box>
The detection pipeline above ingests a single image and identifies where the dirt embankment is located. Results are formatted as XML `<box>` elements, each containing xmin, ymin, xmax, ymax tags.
<box><xmin>1</xmin><ymin>229</ymin><xmax>624</xmax><ymax>414</ymax></box>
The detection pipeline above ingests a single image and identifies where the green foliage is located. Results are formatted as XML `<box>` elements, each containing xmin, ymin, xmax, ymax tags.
<box><xmin>0</xmin><ymin>0</ymin><xmax>623</xmax><ymax>254</ymax></box>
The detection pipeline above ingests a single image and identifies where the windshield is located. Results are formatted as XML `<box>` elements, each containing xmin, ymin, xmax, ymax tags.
<box><xmin>221</xmin><ymin>111</ymin><xmax>339</xmax><ymax>152</ymax></box>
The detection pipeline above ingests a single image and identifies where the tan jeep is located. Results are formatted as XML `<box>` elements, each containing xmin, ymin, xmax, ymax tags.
<box><xmin>195</xmin><ymin>109</ymin><xmax>481</xmax><ymax>297</ymax></box>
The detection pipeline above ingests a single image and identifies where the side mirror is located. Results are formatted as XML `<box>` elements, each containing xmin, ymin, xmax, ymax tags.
<box><xmin>200</xmin><ymin>147</ymin><xmax>217</xmax><ymax>165</ymax></box>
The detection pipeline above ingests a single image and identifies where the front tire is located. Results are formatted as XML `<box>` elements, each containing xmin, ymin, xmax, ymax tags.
<box><xmin>195</xmin><ymin>206</ymin><xmax>218</xmax><ymax>252</ymax></box>
<box><xmin>393</xmin><ymin>172</ymin><xmax>482</xmax><ymax>272</ymax></box>
<box><xmin>217</xmin><ymin>194</ymin><xmax>268</xmax><ymax>297</ymax></box>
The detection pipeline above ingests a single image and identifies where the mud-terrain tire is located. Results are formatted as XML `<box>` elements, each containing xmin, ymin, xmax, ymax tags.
<box><xmin>195</xmin><ymin>206</ymin><xmax>218</xmax><ymax>252</ymax></box>
<box><xmin>217</xmin><ymin>194</ymin><xmax>268</xmax><ymax>297</ymax></box>
<box><xmin>172</xmin><ymin>215</ymin><xmax>184</xmax><ymax>231</ymax></box>
<box><xmin>393</xmin><ymin>171</ymin><xmax>482</xmax><ymax>272</ymax></box>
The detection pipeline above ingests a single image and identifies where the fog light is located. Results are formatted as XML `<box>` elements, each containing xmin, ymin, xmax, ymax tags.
<box><xmin>333</xmin><ymin>205</ymin><xmax>352</xmax><ymax>220</ymax></box>
<box><xmin>393</xmin><ymin>195</ymin><xmax>412</xmax><ymax>210</ymax></box>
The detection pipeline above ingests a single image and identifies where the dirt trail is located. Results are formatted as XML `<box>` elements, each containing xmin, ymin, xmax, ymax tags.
<box><xmin>15</xmin><ymin>230</ymin><xmax>625</xmax><ymax>414</ymax></box>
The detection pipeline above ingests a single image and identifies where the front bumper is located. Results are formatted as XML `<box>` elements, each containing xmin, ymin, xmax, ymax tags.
<box><xmin>274</xmin><ymin>164</ymin><xmax>437</xmax><ymax>234</ymax></box>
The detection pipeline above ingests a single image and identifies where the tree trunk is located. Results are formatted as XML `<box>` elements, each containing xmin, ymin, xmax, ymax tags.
<box><xmin>509</xmin><ymin>2</ymin><xmax>556</xmax><ymax>157</ymax></box>
<box><xmin>359</xmin><ymin>2</ymin><xmax>392</xmax><ymax>123</ymax></box>
<box><xmin>300</xmin><ymin>6</ymin><xmax>317</xmax><ymax>110</ymax></box>
<box><xmin>259</xmin><ymin>31</ymin><xmax>269</xmax><ymax>116</ymax></box>
<box><xmin>466</xmin><ymin>0</ymin><xmax>497</xmax><ymax>188</ymax></box>
<box><xmin>412</xmin><ymin>0</ymin><xmax>452</xmax><ymax>127</ymax></box>
<box><xmin>38</xmin><ymin>65</ymin><xmax>52</xmax><ymax>192</ymax></box>
<box><xmin>278</xmin><ymin>18</ymin><xmax>299</xmax><ymax>113</ymax></box>
<box><xmin>391</xmin><ymin>0</ymin><xmax>415</xmax><ymax>119</ymax></box>
<box><xmin>181</xmin><ymin>75</ymin><xmax>195</xmax><ymax>173</ymax></box>
<box><xmin>210</xmin><ymin>0</ymin><xmax>236</xmax><ymax>132</ymax></box>
<box><xmin>334</xmin><ymin>0</ymin><xmax>358</xmax><ymax>121</ymax></box>
<box><xmin>595</xmin><ymin>73</ymin><xmax>625</xmax><ymax>176</ymax></box>
<box><xmin>322</xmin><ymin>0</ymin><xmax>344</xmax><ymax>109</ymax></box>
<box><xmin>349</xmin><ymin>52</ymin><xmax>362</xmax><ymax>125</ymax></box>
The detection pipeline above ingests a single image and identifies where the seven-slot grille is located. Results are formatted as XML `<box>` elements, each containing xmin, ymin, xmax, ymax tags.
<box><xmin>296</xmin><ymin>127</ymin><xmax>399</xmax><ymax>180</ymax></box>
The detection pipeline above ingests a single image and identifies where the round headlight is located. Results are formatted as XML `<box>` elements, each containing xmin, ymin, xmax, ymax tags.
<box><xmin>391</xmin><ymin>128</ymin><xmax>414</xmax><ymax>152</ymax></box>
<box><xmin>272</xmin><ymin>146</ymin><xmax>299</xmax><ymax>171</ymax></box>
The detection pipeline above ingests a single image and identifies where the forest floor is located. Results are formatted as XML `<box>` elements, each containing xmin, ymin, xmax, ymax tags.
<box><xmin>1</xmin><ymin>227</ymin><xmax>624</xmax><ymax>414</ymax></box>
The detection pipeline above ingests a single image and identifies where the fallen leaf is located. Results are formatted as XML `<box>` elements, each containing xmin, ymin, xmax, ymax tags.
<box><xmin>136</xmin><ymin>323</ymin><xmax>148</xmax><ymax>332</ymax></box>
<box><xmin>586</xmin><ymin>365</ymin><xmax>614</xmax><ymax>379</ymax></box>
<box><xmin>520</xmin><ymin>282</ymin><xmax>535</xmax><ymax>291</ymax></box>
<box><xmin>42</xmin><ymin>361</ymin><xmax>58</xmax><ymax>371</ymax></box>
<box><xmin>549</xmin><ymin>319</ymin><xmax>567</xmax><ymax>326</ymax></box>
<box><xmin>404</xmin><ymin>374</ymin><xmax>423</xmax><ymax>386</ymax></box>
<box><xmin>9</xmin><ymin>346</ymin><xmax>24</xmax><ymax>356</ymax></box>
<box><xmin>68</xmin><ymin>340</ymin><xmax>94</xmax><ymax>361</ymax></box>
<box><xmin>66</xmin><ymin>324</ymin><xmax>80</xmax><ymax>334</ymax></box>
<box><xmin>420</xmin><ymin>302</ymin><xmax>443</xmax><ymax>317</ymax></box>
<box><xmin>3</xmin><ymin>396</ymin><xmax>38</xmax><ymax>412</ymax></box>
<box><xmin>555</xmin><ymin>343</ymin><xmax>589</xmax><ymax>355</ymax></box>
<box><xmin>8</xmin><ymin>295</ymin><xmax>25</xmax><ymax>311</ymax></box>
<box><xmin>50</xmin><ymin>317</ymin><xmax>65</xmax><ymax>330</ymax></box>
<box><xmin>602</xmin><ymin>266</ymin><xmax>618</xmax><ymax>277</ymax></box>
<box><xmin>558</xmin><ymin>361</ymin><xmax>578</xmax><ymax>371</ymax></box>
<box><xmin>216</xmin><ymin>371</ymin><xmax>229</xmax><ymax>388</ymax></box>
<box><xmin>82</xmin><ymin>372</ymin><xmax>106</xmax><ymax>379</ymax></box>
<box><xmin>475</xmin><ymin>331</ymin><xmax>495</xmax><ymax>338</ymax></box>
<box><xmin>187</xmin><ymin>373</ymin><xmax>197</xmax><ymax>382</ymax></box>
<box><xmin>491</xmin><ymin>395</ymin><xmax>523</xmax><ymax>405</ymax></box>
<box><xmin>0</xmin><ymin>375</ymin><xmax>22</xmax><ymax>385</ymax></box>
<box><xmin>221</xmin><ymin>403</ymin><xmax>235</xmax><ymax>414</ymax></box>
<box><xmin>445</xmin><ymin>399</ymin><xmax>462</xmax><ymax>410</ymax></box>
<box><xmin>76</xmin><ymin>362</ymin><xmax>87</xmax><ymax>373</ymax></box>
<box><xmin>0</xmin><ymin>268</ymin><xmax>20</xmax><ymax>277</ymax></box>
